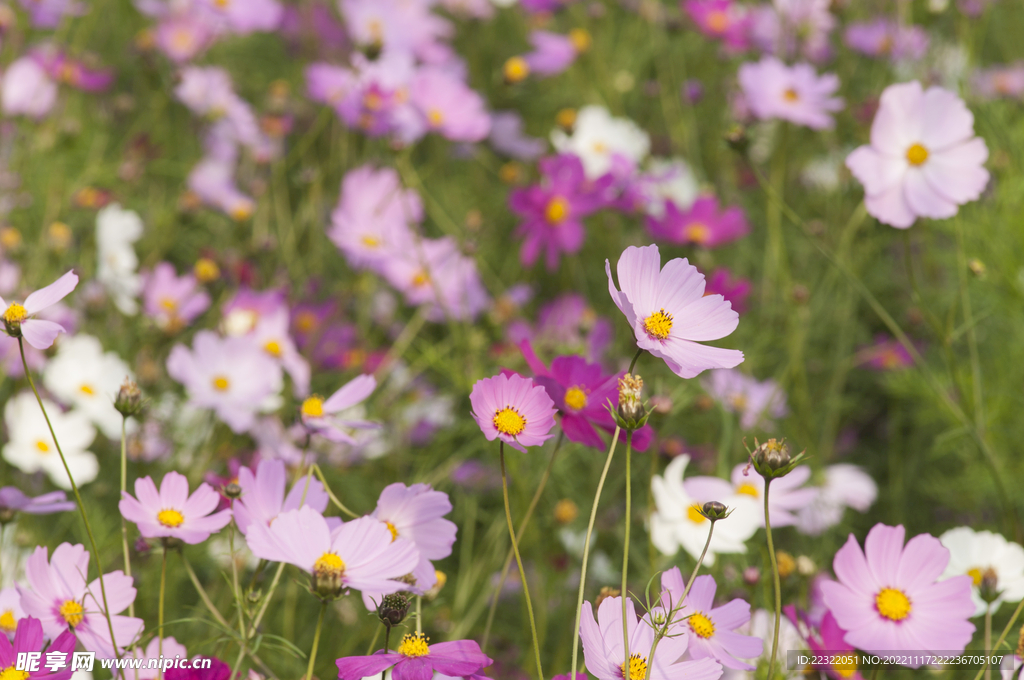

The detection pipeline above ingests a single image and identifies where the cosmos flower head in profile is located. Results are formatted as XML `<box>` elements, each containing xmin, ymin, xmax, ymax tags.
<box><xmin>0</xmin><ymin>270</ymin><xmax>78</xmax><ymax>349</ymax></box>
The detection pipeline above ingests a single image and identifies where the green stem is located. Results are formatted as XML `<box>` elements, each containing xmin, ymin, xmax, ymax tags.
<box><xmin>621</xmin><ymin>436</ymin><xmax>633</xmax><ymax>675</ymax></box>
<box><xmin>381</xmin><ymin>625</ymin><xmax>391</xmax><ymax>680</ymax></box>
<box><xmin>120</xmin><ymin>416</ymin><xmax>135</xmax><ymax>620</ymax></box>
<box><xmin>627</xmin><ymin>349</ymin><xmax>643</xmax><ymax>375</ymax></box>
<box><xmin>249</xmin><ymin>561</ymin><xmax>287</xmax><ymax>633</ymax></box>
<box><xmin>305</xmin><ymin>602</ymin><xmax>328</xmax><ymax>680</ymax></box>
<box><xmin>229</xmin><ymin>524</ymin><xmax>247</xmax><ymax>680</ymax></box>
<box><xmin>482</xmin><ymin>431</ymin><xmax>564</xmax><ymax>651</ymax></box>
<box><xmin>416</xmin><ymin>596</ymin><xmax>422</xmax><ymax>635</ymax></box>
<box><xmin>570</xmin><ymin>427</ymin><xmax>621</xmax><ymax>675</ymax></box>
<box><xmin>499</xmin><ymin>442</ymin><xmax>544</xmax><ymax>680</ymax></box>
<box><xmin>764</xmin><ymin>480</ymin><xmax>782</xmax><ymax>680</ymax></box>
<box><xmin>311</xmin><ymin>464</ymin><xmax>359</xmax><ymax>518</ymax></box>
<box><xmin>158</xmin><ymin>546</ymin><xmax>167</xmax><ymax>679</ymax></box>
<box><xmin>18</xmin><ymin>338</ymin><xmax>122</xmax><ymax>659</ymax></box>
<box><xmin>182</xmin><ymin>553</ymin><xmax>232</xmax><ymax>629</ymax></box>
<box><xmin>985</xmin><ymin>604</ymin><xmax>992</xmax><ymax>680</ymax></box>
<box><xmin>869</xmin><ymin>667</ymin><xmax>880</xmax><ymax>680</ymax></box>
<box><xmin>955</xmin><ymin>217</ymin><xmax>985</xmax><ymax>436</ymax></box>
<box><xmin>972</xmin><ymin>596</ymin><xmax>1024</xmax><ymax>680</ymax></box>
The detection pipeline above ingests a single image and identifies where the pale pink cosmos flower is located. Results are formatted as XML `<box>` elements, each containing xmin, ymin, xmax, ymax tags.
<box><xmin>470</xmin><ymin>373</ymin><xmax>557</xmax><ymax>453</ymax></box>
<box><xmin>738</xmin><ymin>57</ymin><xmax>843</xmax><ymax>130</ymax></box>
<box><xmin>194</xmin><ymin>0</ymin><xmax>283</xmax><ymax>34</ymax></box>
<box><xmin>794</xmin><ymin>464</ymin><xmax>877</xmax><ymax>536</ymax></box>
<box><xmin>18</xmin><ymin>543</ymin><xmax>143</xmax><ymax>657</ymax></box>
<box><xmin>606</xmin><ymin>245</ymin><xmax>743</xmax><ymax>379</ymax></box>
<box><xmin>245</xmin><ymin>506</ymin><xmax>419</xmax><ymax>596</ymax></box>
<box><xmin>166</xmin><ymin>330</ymin><xmax>283</xmax><ymax>433</ymax></box>
<box><xmin>522</xmin><ymin>31</ymin><xmax>578</xmax><ymax>77</ymax></box>
<box><xmin>249</xmin><ymin>306</ymin><xmax>311</xmax><ymax>397</ymax></box>
<box><xmin>233</xmin><ymin>458</ymin><xmax>334</xmax><ymax>535</ymax></box>
<box><xmin>1</xmin><ymin>57</ymin><xmax>58</xmax><ymax>119</ymax></box>
<box><xmin>119</xmin><ymin>471</ymin><xmax>233</xmax><ymax>544</ymax></box>
<box><xmin>143</xmin><ymin>262</ymin><xmax>211</xmax><ymax>332</ymax></box>
<box><xmin>846</xmin><ymin>81</ymin><xmax>989</xmax><ymax>229</ymax></box>
<box><xmin>300</xmin><ymin>374</ymin><xmax>379</xmax><ymax>444</ymax></box>
<box><xmin>0</xmin><ymin>270</ymin><xmax>78</xmax><ymax>349</ymax></box>
<box><xmin>381</xmin><ymin>236</ymin><xmax>490</xmax><ymax>322</ymax></box>
<box><xmin>820</xmin><ymin>523</ymin><xmax>976</xmax><ymax>663</ymax></box>
<box><xmin>0</xmin><ymin>588</ymin><xmax>26</xmax><ymax>639</ymax></box>
<box><xmin>409</xmin><ymin>68</ymin><xmax>490</xmax><ymax>143</ymax></box>
<box><xmin>702</xmin><ymin>369</ymin><xmax>787</xmax><ymax>430</ymax></box>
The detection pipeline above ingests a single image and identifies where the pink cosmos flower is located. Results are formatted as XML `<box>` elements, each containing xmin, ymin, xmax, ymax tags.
<box><xmin>0</xmin><ymin>270</ymin><xmax>78</xmax><ymax>349</ymax></box>
<box><xmin>328</xmin><ymin>165</ymin><xmax>420</xmax><ymax>270</ymax></box>
<box><xmin>409</xmin><ymin>68</ymin><xmax>490</xmax><ymax>143</ymax></box>
<box><xmin>335</xmin><ymin>634</ymin><xmax>492</xmax><ymax>680</ymax></box>
<box><xmin>469</xmin><ymin>373</ymin><xmax>557</xmax><ymax>453</ymax></box>
<box><xmin>820</xmin><ymin>523</ymin><xmax>976</xmax><ymax>663</ymax></box>
<box><xmin>738</xmin><ymin>57</ymin><xmax>843</xmax><ymax>130</ymax></box>
<box><xmin>126</xmin><ymin>636</ymin><xmax>188</xmax><ymax>680</ymax></box>
<box><xmin>684</xmin><ymin>0</ymin><xmax>751</xmax><ymax>53</ymax></box>
<box><xmin>703</xmin><ymin>269</ymin><xmax>751</xmax><ymax>316</ymax></box>
<box><xmin>18</xmin><ymin>543</ymin><xmax>143</xmax><ymax>657</ymax></box>
<box><xmin>381</xmin><ymin>236</ymin><xmax>490</xmax><ymax>322</ymax></box>
<box><xmin>488</xmin><ymin>111</ymin><xmax>545</xmax><ymax>160</ymax></box>
<box><xmin>195</xmin><ymin>0</ymin><xmax>283</xmax><ymax>34</ymax></box>
<box><xmin>245</xmin><ymin>506</ymin><xmax>419</xmax><ymax>595</ymax></box>
<box><xmin>0</xmin><ymin>617</ymin><xmax>77</xmax><ymax>680</ymax></box>
<box><xmin>646</xmin><ymin>195</ymin><xmax>749</xmax><ymax>248</ymax></box>
<box><xmin>846</xmin><ymin>81</ymin><xmax>989</xmax><ymax>229</ymax></box>
<box><xmin>606</xmin><ymin>245</ymin><xmax>743</xmax><ymax>379</ymax></box>
<box><xmin>727</xmin><ymin>463</ymin><xmax>815</xmax><ymax>527</ymax></box>
<box><xmin>1</xmin><ymin>57</ymin><xmax>58</xmax><ymax>119</ymax></box>
<box><xmin>143</xmin><ymin>262</ymin><xmax>211</xmax><ymax>332</ymax></box>
<box><xmin>119</xmin><ymin>471</ymin><xmax>233</xmax><ymax>544</ymax></box>
<box><xmin>749</xmin><ymin>0</ymin><xmax>834</xmax><ymax>62</ymax></box>
<box><xmin>794</xmin><ymin>464</ymin><xmax>877</xmax><ymax>536</ymax></box>
<box><xmin>33</xmin><ymin>49</ymin><xmax>114</xmax><ymax>93</ymax></box>
<box><xmin>581</xmin><ymin>595</ymin><xmax>723</xmax><ymax>680</ymax></box>
<box><xmin>857</xmin><ymin>334</ymin><xmax>914</xmax><ymax>370</ymax></box>
<box><xmin>248</xmin><ymin>307</ymin><xmax>311</xmax><ymax>397</ymax></box>
<box><xmin>18</xmin><ymin>0</ymin><xmax>83</xmax><ymax>28</ymax></box>
<box><xmin>0</xmin><ymin>487</ymin><xmax>75</xmax><ymax>516</ymax></box>
<box><xmin>361</xmin><ymin>483</ymin><xmax>457</xmax><ymax>607</ymax></box>
<box><xmin>973</xmin><ymin>63</ymin><xmax>1024</xmax><ymax>100</ymax></box>
<box><xmin>0</xmin><ymin>588</ymin><xmax>26</xmax><ymax>639</ymax></box>
<box><xmin>166</xmin><ymin>330</ymin><xmax>283</xmax><ymax>433</ymax></box>
<box><xmin>233</xmin><ymin>458</ymin><xmax>332</xmax><ymax>535</ymax></box>
<box><xmin>522</xmin><ymin>31</ymin><xmax>578</xmax><ymax>77</ymax></box>
<box><xmin>155</xmin><ymin>13</ymin><xmax>216</xmax><ymax>63</ymax></box>
<box><xmin>660</xmin><ymin>570</ymin><xmax>761</xmax><ymax>670</ymax></box>
<box><xmin>702</xmin><ymin>369</ymin><xmax>787</xmax><ymax>430</ymax></box>
<box><xmin>844</xmin><ymin>20</ymin><xmax>928</xmax><ymax>61</ymax></box>
<box><xmin>300</xmin><ymin>374</ymin><xmax>379</xmax><ymax>444</ymax></box>
<box><xmin>803</xmin><ymin>610</ymin><xmax>865</xmax><ymax>680</ymax></box>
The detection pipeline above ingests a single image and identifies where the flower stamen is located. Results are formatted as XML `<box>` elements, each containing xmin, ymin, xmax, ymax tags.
<box><xmin>397</xmin><ymin>632</ymin><xmax>430</xmax><ymax>658</ymax></box>
<box><xmin>875</xmin><ymin>587</ymin><xmax>911</xmax><ymax>621</ymax></box>
<box><xmin>493</xmin><ymin>406</ymin><xmax>527</xmax><ymax>436</ymax></box>
<box><xmin>643</xmin><ymin>309</ymin><xmax>673</xmax><ymax>340</ymax></box>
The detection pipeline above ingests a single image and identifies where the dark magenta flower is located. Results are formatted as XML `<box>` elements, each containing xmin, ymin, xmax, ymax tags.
<box><xmin>0</xmin><ymin>617</ymin><xmax>76</xmax><ymax>680</ymax></box>
<box><xmin>646</xmin><ymin>195</ymin><xmax>749</xmax><ymax>248</ymax></box>
<box><xmin>165</xmin><ymin>657</ymin><xmax>230</xmax><ymax>680</ymax></box>
<box><xmin>704</xmin><ymin>268</ymin><xmax>751</xmax><ymax>316</ymax></box>
<box><xmin>336</xmin><ymin>634</ymin><xmax>491</xmax><ymax>680</ymax></box>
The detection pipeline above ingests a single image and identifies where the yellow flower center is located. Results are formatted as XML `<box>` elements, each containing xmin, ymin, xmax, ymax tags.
<box><xmin>361</xmin><ymin>235</ymin><xmax>381</xmax><ymax>248</ymax></box>
<box><xmin>0</xmin><ymin>610</ymin><xmax>16</xmax><ymax>633</ymax></box>
<box><xmin>212</xmin><ymin>376</ymin><xmax>230</xmax><ymax>391</ymax></box>
<box><xmin>706</xmin><ymin>10</ymin><xmax>729</xmax><ymax>32</ymax></box>
<box><xmin>158</xmin><ymin>509</ymin><xmax>184</xmax><ymax>528</ymax></box>
<box><xmin>428</xmin><ymin>109</ymin><xmax>444</xmax><ymax>127</ymax></box>
<box><xmin>835</xmin><ymin>659</ymin><xmax>858</xmax><ymax>679</ymax></box>
<box><xmin>194</xmin><ymin>258</ymin><xmax>220</xmax><ymax>283</ymax></box>
<box><xmin>264</xmin><ymin>340</ymin><xmax>282</xmax><ymax>356</ymax></box>
<box><xmin>689</xmin><ymin>611</ymin><xmax>715</xmax><ymax>638</ymax></box>
<box><xmin>564</xmin><ymin>386</ymin><xmax>588</xmax><ymax>411</ymax></box>
<box><xmin>2</xmin><ymin>303</ymin><xmax>26</xmax><ymax>325</ymax></box>
<box><xmin>302</xmin><ymin>396</ymin><xmax>325</xmax><ymax>418</ymax></box>
<box><xmin>968</xmin><ymin>567</ymin><xmax>984</xmax><ymax>586</ymax></box>
<box><xmin>619</xmin><ymin>653</ymin><xmax>648</xmax><ymax>680</ymax></box>
<box><xmin>906</xmin><ymin>143</ymin><xmax>929</xmax><ymax>166</ymax></box>
<box><xmin>79</xmin><ymin>384</ymin><xmax>95</xmax><ymax>396</ymax></box>
<box><xmin>783</xmin><ymin>88</ymin><xmax>799</xmax><ymax>102</ymax></box>
<box><xmin>213</xmin><ymin>0</ymin><xmax>229</xmax><ymax>8</ymax></box>
<box><xmin>875</xmin><ymin>588</ymin><xmax>911</xmax><ymax>621</ymax></box>
<box><xmin>313</xmin><ymin>552</ymin><xmax>346</xmax><ymax>576</ymax></box>
<box><xmin>160</xmin><ymin>297</ymin><xmax>177</xmax><ymax>311</ymax></box>
<box><xmin>504</xmin><ymin>56</ymin><xmax>530</xmax><ymax>83</ymax></box>
<box><xmin>398</xmin><ymin>632</ymin><xmax>430</xmax><ymax>658</ymax></box>
<box><xmin>412</xmin><ymin>271</ymin><xmax>430</xmax><ymax>287</ymax></box>
<box><xmin>386</xmin><ymin>521</ymin><xmax>398</xmax><ymax>541</ymax></box>
<box><xmin>687</xmin><ymin>504</ymin><xmax>706</xmax><ymax>524</ymax></box>
<box><xmin>296</xmin><ymin>311</ymin><xmax>317</xmax><ymax>332</ymax></box>
<box><xmin>60</xmin><ymin>600</ymin><xmax>84</xmax><ymax>627</ymax></box>
<box><xmin>569</xmin><ymin>28</ymin><xmax>591</xmax><ymax>52</ymax></box>
<box><xmin>684</xmin><ymin>223</ymin><xmax>711</xmax><ymax>244</ymax></box>
<box><xmin>545</xmin><ymin>196</ymin><xmax>570</xmax><ymax>225</ymax></box>
<box><xmin>736</xmin><ymin>482</ymin><xmax>759</xmax><ymax>498</ymax></box>
<box><xmin>35</xmin><ymin>440</ymin><xmax>50</xmax><ymax>453</ymax></box>
<box><xmin>230</xmin><ymin>204</ymin><xmax>252</xmax><ymax>221</ymax></box>
<box><xmin>0</xmin><ymin>667</ymin><xmax>29</xmax><ymax>680</ymax></box>
<box><xmin>492</xmin><ymin>406</ymin><xmax>527</xmax><ymax>436</ymax></box>
<box><xmin>644</xmin><ymin>309</ymin><xmax>673</xmax><ymax>340</ymax></box>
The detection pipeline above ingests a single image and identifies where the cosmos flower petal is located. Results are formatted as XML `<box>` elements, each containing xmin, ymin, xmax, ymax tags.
<box><xmin>23</xmin><ymin>270</ymin><xmax>78</xmax><ymax>315</ymax></box>
<box><xmin>922</xmin><ymin>139</ymin><xmax>989</xmax><ymax>204</ymax></box>
<box><xmin>20</xmin><ymin>319</ymin><xmax>66</xmax><ymax>350</ymax></box>
<box><xmin>322</xmin><ymin>374</ymin><xmax>377</xmax><ymax>412</ymax></box>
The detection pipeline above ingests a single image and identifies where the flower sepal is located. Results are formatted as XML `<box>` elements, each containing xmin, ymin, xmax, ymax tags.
<box><xmin>746</xmin><ymin>437</ymin><xmax>807</xmax><ymax>481</ymax></box>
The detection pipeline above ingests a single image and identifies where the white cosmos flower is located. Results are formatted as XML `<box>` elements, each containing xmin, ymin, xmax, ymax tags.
<box><xmin>2</xmin><ymin>392</ymin><xmax>98</xmax><ymax>489</ymax></box>
<box><xmin>640</xmin><ymin>157</ymin><xmax>699</xmax><ymax>217</ymax></box>
<box><xmin>42</xmin><ymin>334</ymin><xmax>137</xmax><ymax>440</ymax></box>
<box><xmin>96</xmin><ymin>203</ymin><xmax>143</xmax><ymax>315</ymax></box>
<box><xmin>551</xmin><ymin>105</ymin><xmax>650</xmax><ymax>179</ymax></box>
<box><xmin>650</xmin><ymin>454</ymin><xmax>760</xmax><ymax>566</ymax></box>
<box><xmin>940</xmin><ymin>527</ymin><xmax>1024</xmax><ymax>617</ymax></box>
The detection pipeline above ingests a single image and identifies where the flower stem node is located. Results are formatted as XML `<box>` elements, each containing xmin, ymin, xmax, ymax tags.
<box><xmin>749</xmin><ymin>437</ymin><xmax>806</xmax><ymax>480</ymax></box>
<box><xmin>114</xmin><ymin>378</ymin><xmax>144</xmax><ymax>417</ymax></box>
<box><xmin>612</xmin><ymin>373</ymin><xmax>651</xmax><ymax>431</ymax></box>
<box><xmin>377</xmin><ymin>592</ymin><xmax>410</xmax><ymax>627</ymax></box>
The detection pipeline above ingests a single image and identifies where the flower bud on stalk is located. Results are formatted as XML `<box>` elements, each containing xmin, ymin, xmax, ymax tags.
<box><xmin>612</xmin><ymin>373</ymin><xmax>651</xmax><ymax>431</ymax></box>
<box><xmin>749</xmin><ymin>438</ymin><xmax>806</xmax><ymax>480</ymax></box>
<box><xmin>979</xmin><ymin>568</ymin><xmax>1002</xmax><ymax>604</ymax></box>
<box><xmin>377</xmin><ymin>592</ymin><xmax>410</xmax><ymax>628</ymax></box>
<box><xmin>224</xmin><ymin>482</ymin><xmax>242</xmax><ymax>500</ymax></box>
<box><xmin>114</xmin><ymin>378</ymin><xmax>143</xmax><ymax>417</ymax></box>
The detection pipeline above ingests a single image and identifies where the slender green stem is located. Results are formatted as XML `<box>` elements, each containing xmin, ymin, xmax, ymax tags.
<box><xmin>229</xmin><ymin>524</ymin><xmax>248</xmax><ymax>680</ymax></box>
<box><xmin>305</xmin><ymin>602</ymin><xmax>328</xmax><ymax>680</ymax></box>
<box><xmin>158</xmin><ymin>546</ymin><xmax>167</xmax><ymax>679</ymax></box>
<box><xmin>482</xmin><ymin>432</ymin><xmax>564</xmax><ymax>651</ymax></box>
<box><xmin>182</xmin><ymin>553</ymin><xmax>232</xmax><ymax>629</ymax></box>
<box><xmin>381</xmin><ymin>626</ymin><xmax>391</xmax><ymax>680</ymax></box>
<box><xmin>571</xmin><ymin>427</ymin><xmax>621</xmax><ymax>675</ymax></box>
<box><xmin>621</xmin><ymin>436</ymin><xmax>633</xmax><ymax>675</ymax></box>
<box><xmin>764</xmin><ymin>480</ymin><xmax>782</xmax><ymax>680</ymax></box>
<box><xmin>311</xmin><ymin>464</ymin><xmax>359</xmax><ymax>518</ymax></box>
<box><xmin>18</xmin><ymin>338</ymin><xmax>122</xmax><ymax>659</ymax></box>
<box><xmin>120</xmin><ymin>417</ymin><xmax>135</xmax><ymax>621</ymax></box>
<box><xmin>869</xmin><ymin>667</ymin><xmax>880</xmax><ymax>680</ymax></box>
<box><xmin>955</xmin><ymin>217</ymin><xmax>986</xmax><ymax>436</ymax></box>
<box><xmin>627</xmin><ymin>349</ymin><xmax>643</xmax><ymax>375</ymax></box>
<box><xmin>499</xmin><ymin>442</ymin><xmax>544</xmax><ymax>680</ymax></box>
<box><xmin>972</xmin><ymin>596</ymin><xmax>1024</xmax><ymax>680</ymax></box>
<box><xmin>984</xmin><ymin>604</ymin><xmax>992</xmax><ymax>680</ymax></box>
<box><xmin>416</xmin><ymin>596</ymin><xmax>422</xmax><ymax>635</ymax></box>
<box><xmin>250</xmin><ymin>561</ymin><xmax>287</xmax><ymax>633</ymax></box>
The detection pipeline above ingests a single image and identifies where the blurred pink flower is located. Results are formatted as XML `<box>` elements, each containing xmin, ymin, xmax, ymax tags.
<box><xmin>522</xmin><ymin>31</ymin><xmax>578</xmax><ymax>77</ymax></box>
<box><xmin>409</xmin><ymin>68</ymin><xmax>490</xmax><ymax>142</ymax></box>
<box><xmin>846</xmin><ymin>81</ymin><xmax>989</xmax><ymax>229</ymax></box>
<box><xmin>972</xmin><ymin>63</ymin><xmax>1024</xmax><ymax>100</ymax></box>
<box><xmin>646</xmin><ymin>195</ymin><xmax>749</xmax><ymax>248</ymax></box>
<box><xmin>844</xmin><ymin>19</ymin><xmax>928</xmax><ymax>61</ymax></box>
<box><xmin>300</xmin><ymin>373</ymin><xmax>379</xmax><ymax>444</ymax></box>
<box><xmin>195</xmin><ymin>0</ymin><xmax>283</xmax><ymax>34</ymax></box>
<box><xmin>381</xmin><ymin>236</ymin><xmax>490</xmax><ymax>322</ymax></box>
<box><xmin>1</xmin><ymin>57</ymin><xmax>58</xmax><ymax>119</ymax></box>
<box><xmin>328</xmin><ymin>165</ymin><xmax>420</xmax><ymax>269</ymax></box>
<box><xmin>703</xmin><ymin>268</ymin><xmax>751</xmax><ymax>315</ymax></box>
<box><xmin>738</xmin><ymin>57</ymin><xmax>843</xmax><ymax>129</ymax></box>
<box><xmin>684</xmin><ymin>0</ymin><xmax>751</xmax><ymax>53</ymax></box>
<box><xmin>143</xmin><ymin>262</ymin><xmax>211</xmax><ymax>331</ymax></box>
<box><xmin>702</xmin><ymin>369</ymin><xmax>787</xmax><ymax>430</ymax></box>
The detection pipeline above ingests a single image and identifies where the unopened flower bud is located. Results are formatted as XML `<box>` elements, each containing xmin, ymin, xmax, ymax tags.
<box><xmin>750</xmin><ymin>438</ymin><xmax>804</xmax><ymax>480</ymax></box>
<box><xmin>968</xmin><ymin>258</ymin><xmax>986</xmax><ymax>279</ymax></box>
<box><xmin>742</xmin><ymin>566</ymin><xmax>760</xmax><ymax>585</ymax></box>
<box><xmin>247</xmin><ymin>588</ymin><xmax>262</xmax><ymax>604</ymax></box>
<box><xmin>595</xmin><ymin>586</ymin><xmax>620</xmax><ymax>608</ymax></box>
<box><xmin>979</xmin><ymin>568</ymin><xmax>1001</xmax><ymax>604</ymax></box>
<box><xmin>701</xmin><ymin>501</ymin><xmax>729</xmax><ymax>521</ymax></box>
<box><xmin>224</xmin><ymin>482</ymin><xmax>242</xmax><ymax>499</ymax></box>
<box><xmin>114</xmin><ymin>378</ymin><xmax>143</xmax><ymax>417</ymax></box>
<box><xmin>614</xmin><ymin>373</ymin><xmax>651</xmax><ymax>431</ymax></box>
<box><xmin>377</xmin><ymin>592</ymin><xmax>410</xmax><ymax>627</ymax></box>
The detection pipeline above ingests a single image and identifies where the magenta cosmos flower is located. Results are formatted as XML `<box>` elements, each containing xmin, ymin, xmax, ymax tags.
<box><xmin>0</xmin><ymin>270</ymin><xmax>78</xmax><ymax>349</ymax></box>
<box><xmin>522</xmin><ymin>30</ymin><xmax>579</xmax><ymax>77</ymax></box>
<box><xmin>820</xmin><ymin>523</ymin><xmax>976</xmax><ymax>664</ymax></box>
<box><xmin>606</xmin><ymin>245</ymin><xmax>743</xmax><ymax>379</ymax></box>
<box><xmin>18</xmin><ymin>543</ymin><xmax>142</xmax><ymax>656</ymax></box>
<box><xmin>804</xmin><ymin>611</ymin><xmax>864</xmax><ymax>680</ymax></box>
<box><xmin>233</xmin><ymin>458</ymin><xmax>332</xmax><ymax>535</ymax></box>
<box><xmin>738</xmin><ymin>57</ymin><xmax>843</xmax><ymax>130</ymax></box>
<box><xmin>581</xmin><ymin>596</ymin><xmax>723</xmax><ymax>680</ymax></box>
<box><xmin>469</xmin><ymin>373</ymin><xmax>557</xmax><ymax>453</ymax></box>
<box><xmin>300</xmin><ymin>374</ymin><xmax>379</xmax><ymax>443</ymax></box>
<box><xmin>0</xmin><ymin>617</ymin><xmax>77</xmax><ymax>680</ymax></box>
<box><xmin>119</xmin><ymin>471</ymin><xmax>233</xmax><ymax>544</ymax></box>
<box><xmin>336</xmin><ymin>634</ymin><xmax>492</xmax><ymax>680</ymax></box>
<box><xmin>704</xmin><ymin>268</ymin><xmax>751</xmax><ymax>316</ymax></box>
<box><xmin>245</xmin><ymin>506</ymin><xmax>419</xmax><ymax>596</ymax></box>
<box><xmin>846</xmin><ymin>81</ymin><xmax>989</xmax><ymax>229</ymax></box>
<box><xmin>646</xmin><ymin>195</ymin><xmax>749</xmax><ymax>249</ymax></box>
<box><xmin>684</xmin><ymin>0</ymin><xmax>750</xmax><ymax>53</ymax></box>
<box><xmin>666</xmin><ymin>572</ymin><xmax>762</xmax><ymax>670</ymax></box>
